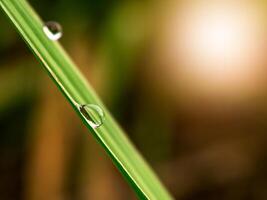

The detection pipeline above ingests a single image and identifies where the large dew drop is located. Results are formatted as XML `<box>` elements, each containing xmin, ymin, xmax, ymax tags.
<box><xmin>43</xmin><ymin>21</ymin><xmax>63</xmax><ymax>41</ymax></box>
<box><xmin>79</xmin><ymin>104</ymin><xmax>105</xmax><ymax>129</ymax></box>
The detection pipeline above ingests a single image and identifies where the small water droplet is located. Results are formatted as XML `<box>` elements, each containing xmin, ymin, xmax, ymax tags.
<box><xmin>79</xmin><ymin>104</ymin><xmax>105</xmax><ymax>129</ymax></box>
<box><xmin>43</xmin><ymin>21</ymin><xmax>63</xmax><ymax>41</ymax></box>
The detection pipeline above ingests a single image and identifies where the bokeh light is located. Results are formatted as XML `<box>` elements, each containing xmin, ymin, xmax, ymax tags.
<box><xmin>158</xmin><ymin>0</ymin><xmax>267</xmax><ymax>102</ymax></box>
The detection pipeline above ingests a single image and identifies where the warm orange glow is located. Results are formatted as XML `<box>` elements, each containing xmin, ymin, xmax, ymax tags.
<box><xmin>161</xmin><ymin>1</ymin><xmax>267</xmax><ymax>100</ymax></box>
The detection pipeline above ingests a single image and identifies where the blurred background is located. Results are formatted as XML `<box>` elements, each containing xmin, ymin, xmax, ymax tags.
<box><xmin>1</xmin><ymin>0</ymin><xmax>267</xmax><ymax>199</ymax></box>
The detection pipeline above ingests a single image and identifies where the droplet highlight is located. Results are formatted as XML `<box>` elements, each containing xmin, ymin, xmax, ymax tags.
<box><xmin>43</xmin><ymin>21</ymin><xmax>63</xmax><ymax>41</ymax></box>
<box><xmin>79</xmin><ymin>104</ymin><xmax>105</xmax><ymax>129</ymax></box>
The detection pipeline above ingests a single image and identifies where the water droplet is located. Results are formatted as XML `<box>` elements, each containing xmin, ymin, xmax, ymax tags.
<box><xmin>43</xmin><ymin>21</ymin><xmax>63</xmax><ymax>41</ymax></box>
<box><xmin>79</xmin><ymin>104</ymin><xmax>105</xmax><ymax>129</ymax></box>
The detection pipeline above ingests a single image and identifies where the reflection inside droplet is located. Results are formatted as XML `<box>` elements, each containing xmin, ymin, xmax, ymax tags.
<box><xmin>79</xmin><ymin>104</ymin><xmax>105</xmax><ymax>129</ymax></box>
<box><xmin>43</xmin><ymin>21</ymin><xmax>63</xmax><ymax>41</ymax></box>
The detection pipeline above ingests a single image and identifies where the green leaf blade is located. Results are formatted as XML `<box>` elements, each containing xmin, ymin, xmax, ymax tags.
<box><xmin>0</xmin><ymin>0</ymin><xmax>173</xmax><ymax>199</ymax></box>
